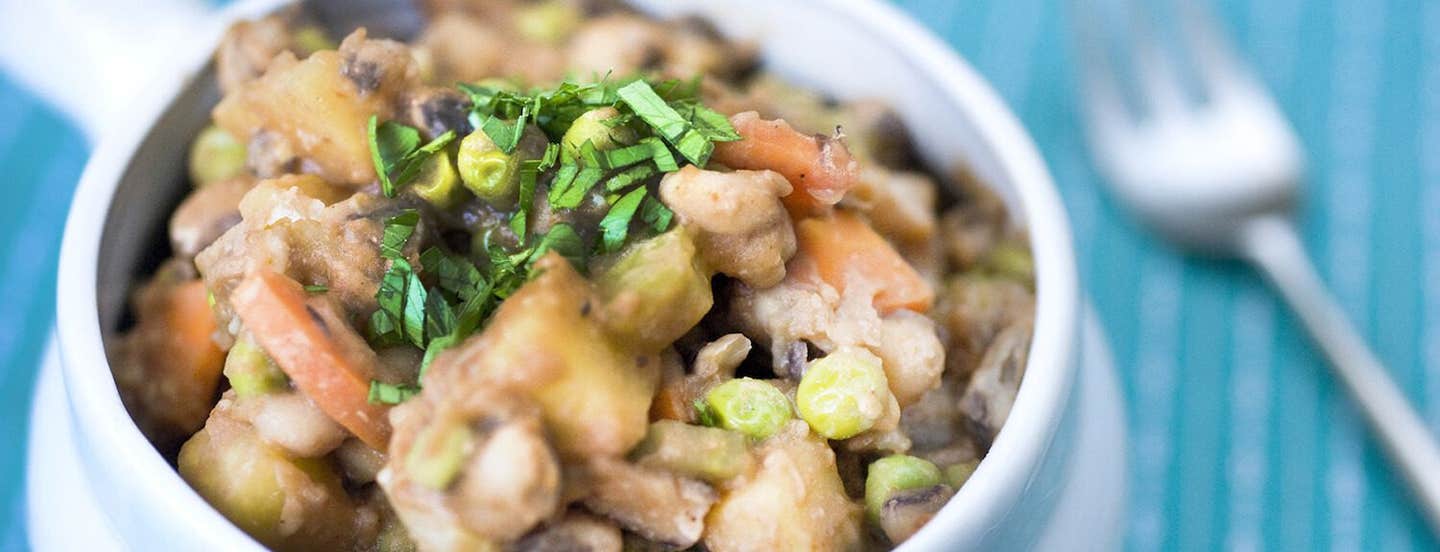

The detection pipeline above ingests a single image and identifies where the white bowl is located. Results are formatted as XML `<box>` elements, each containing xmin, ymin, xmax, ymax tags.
<box><xmin>53</xmin><ymin>0</ymin><xmax>1084</xmax><ymax>549</ymax></box>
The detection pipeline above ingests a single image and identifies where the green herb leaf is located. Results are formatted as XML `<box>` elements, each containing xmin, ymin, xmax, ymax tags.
<box><xmin>513</xmin><ymin>158</ymin><xmax>544</xmax><ymax>239</ymax></box>
<box><xmin>303</xmin><ymin>284</ymin><xmax>329</xmax><ymax>294</ymax></box>
<box><xmin>380</xmin><ymin>210</ymin><xmax>420</xmax><ymax>259</ymax></box>
<box><xmin>479</xmin><ymin>112</ymin><xmax>527</xmax><ymax>154</ymax></box>
<box><xmin>694</xmin><ymin>398</ymin><xmax>719</xmax><ymax>427</ymax></box>
<box><xmin>374</xmin><ymin>262</ymin><xmax>408</xmax><ymax>327</ymax></box>
<box><xmin>530</xmin><ymin>223</ymin><xmax>588</xmax><ymax>267</ymax></box>
<box><xmin>424</xmin><ymin>288</ymin><xmax>457</xmax><ymax>339</ymax></box>
<box><xmin>539</xmin><ymin>142</ymin><xmax>560</xmax><ymax>170</ymax></box>
<box><xmin>546</xmin><ymin>162</ymin><xmax>581</xmax><ymax>207</ymax></box>
<box><xmin>640</xmin><ymin>196</ymin><xmax>673</xmax><ymax>233</ymax></box>
<box><xmin>368</xmin><ymin>381</ymin><xmax>420</xmax><ymax>405</ymax></box>
<box><xmin>419</xmin><ymin>277</ymin><xmax>495</xmax><ymax>381</ymax></box>
<box><xmin>372</xmin><ymin>211</ymin><xmax>429</xmax><ymax>348</ymax></box>
<box><xmin>367</xmin><ymin>309</ymin><xmax>401</xmax><ymax>347</ymax></box>
<box><xmin>600</xmin><ymin>186</ymin><xmax>648</xmax><ymax>253</ymax></box>
<box><xmin>368</xmin><ymin>115</ymin><xmax>419</xmax><ymax>197</ymax></box>
<box><xmin>640</xmin><ymin>137</ymin><xmax>679</xmax><ymax>172</ymax></box>
<box><xmin>400</xmin><ymin>263</ymin><xmax>428</xmax><ymax>348</ymax></box>
<box><xmin>553</xmin><ymin>166</ymin><xmax>603</xmax><ymax>209</ymax></box>
<box><xmin>617</xmin><ymin>80</ymin><xmax>690</xmax><ymax>142</ymax></box>
<box><xmin>679</xmin><ymin>103</ymin><xmax>741</xmax><ymax>142</ymax></box>
<box><xmin>420</xmin><ymin>247</ymin><xmax>483</xmax><ymax>301</ymax></box>
<box><xmin>674</xmin><ymin>129</ymin><xmax>715</xmax><ymax>167</ymax></box>
<box><xmin>600</xmin><ymin>142</ymin><xmax>657</xmax><ymax>170</ymax></box>
<box><xmin>368</xmin><ymin>116</ymin><xmax>456</xmax><ymax>197</ymax></box>
<box><xmin>605</xmin><ymin>164</ymin><xmax>655</xmax><ymax>193</ymax></box>
<box><xmin>393</xmin><ymin>130</ymin><xmax>457</xmax><ymax>189</ymax></box>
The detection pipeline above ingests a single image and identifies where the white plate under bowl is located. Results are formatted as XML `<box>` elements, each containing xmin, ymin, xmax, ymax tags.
<box><xmin>26</xmin><ymin>307</ymin><xmax>1127</xmax><ymax>551</ymax></box>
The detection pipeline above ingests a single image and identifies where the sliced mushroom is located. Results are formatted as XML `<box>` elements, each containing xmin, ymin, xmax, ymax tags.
<box><xmin>877</xmin><ymin>484</ymin><xmax>955</xmax><ymax>545</ymax></box>
<box><xmin>958</xmin><ymin>322</ymin><xmax>1032</xmax><ymax>452</ymax></box>
<box><xmin>170</xmin><ymin>177</ymin><xmax>255</xmax><ymax>258</ymax></box>
<box><xmin>402</xmin><ymin>86</ymin><xmax>474</xmax><ymax>141</ymax></box>
<box><xmin>580</xmin><ymin>458</ymin><xmax>716</xmax><ymax>549</ymax></box>
<box><xmin>510</xmin><ymin>511</ymin><xmax>623</xmax><ymax>552</ymax></box>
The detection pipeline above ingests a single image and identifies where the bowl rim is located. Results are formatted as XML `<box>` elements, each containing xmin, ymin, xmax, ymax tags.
<box><xmin>53</xmin><ymin>0</ymin><xmax>1078</xmax><ymax>548</ymax></box>
<box><xmin>821</xmin><ymin>1</ymin><xmax>1081</xmax><ymax>546</ymax></box>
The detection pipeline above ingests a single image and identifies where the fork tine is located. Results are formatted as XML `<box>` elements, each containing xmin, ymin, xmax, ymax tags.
<box><xmin>1124</xmin><ymin>0</ymin><xmax>1191</xmax><ymax>118</ymax></box>
<box><xmin>1177</xmin><ymin>0</ymin><xmax>1259</xmax><ymax>97</ymax></box>
<box><xmin>1070</xmin><ymin>0</ymin><xmax>1134</xmax><ymax>133</ymax></box>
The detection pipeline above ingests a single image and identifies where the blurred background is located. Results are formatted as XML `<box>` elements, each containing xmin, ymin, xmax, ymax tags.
<box><xmin>0</xmin><ymin>0</ymin><xmax>1435</xmax><ymax>550</ymax></box>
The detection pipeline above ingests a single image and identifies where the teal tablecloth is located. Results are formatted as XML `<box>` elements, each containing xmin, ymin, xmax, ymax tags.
<box><xmin>3</xmin><ymin>0</ymin><xmax>1437</xmax><ymax>549</ymax></box>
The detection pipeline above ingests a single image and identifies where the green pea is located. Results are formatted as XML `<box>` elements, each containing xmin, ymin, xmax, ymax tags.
<box><xmin>514</xmin><ymin>1</ymin><xmax>581</xmax><ymax>44</ymax></box>
<box><xmin>865</xmin><ymin>455</ymin><xmax>943</xmax><ymax>521</ymax></box>
<box><xmin>796</xmin><ymin>347</ymin><xmax>890</xmax><ymax>440</ymax></box>
<box><xmin>224</xmin><ymin>338</ymin><xmax>287</xmax><ymax>398</ymax></box>
<box><xmin>291</xmin><ymin>25</ymin><xmax>335</xmax><ymax>55</ymax></box>
<box><xmin>472</xmin><ymin>77</ymin><xmax>522</xmax><ymax>93</ymax></box>
<box><xmin>704</xmin><ymin>378</ymin><xmax>792</xmax><ymax>440</ymax></box>
<box><xmin>944</xmin><ymin>460</ymin><xmax>980</xmax><ymax>489</ymax></box>
<box><xmin>405</xmin><ymin>419</ymin><xmax>474</xmax><ymax>490</ymax></box>
<box><xmin>188</xmin><ymin>125</ymin><xmax>247</xmax><ymax>186</ymax></box>
<box><xmin>982</xmin><ymin>240</ymin><xmax>1034</xmax><ymax>285</ymax></box>
<box><xmin>561</xmin><ymin>107</ymin><xmax>636</xmax><ymax>159</ymax></box>
<box><xmin>457</xmin><ymin>130</ymin><xmax>520</xmax><ymax>207</ymax></box>
<box><xmin>410</xmin><ymin>149</ymin><xmax>467</xmax><ymax>208</ymax></box>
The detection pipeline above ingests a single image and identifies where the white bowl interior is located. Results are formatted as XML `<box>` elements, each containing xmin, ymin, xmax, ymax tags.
<box><xmin>62</xmin><ymin>0</ymin><xmax>1080</xmax><ymax>549</ymax></box>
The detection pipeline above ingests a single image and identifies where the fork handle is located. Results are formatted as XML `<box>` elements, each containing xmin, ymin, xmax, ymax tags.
<box><xmin>1243</xmin><ymin>214</ymin><xmax>1440</xmax><ymax>532</ymax></box>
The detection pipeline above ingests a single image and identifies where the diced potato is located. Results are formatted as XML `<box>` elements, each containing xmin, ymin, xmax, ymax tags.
<box><xmin>425</xmin><ymin>253</ymin><xmax>659</xmax><ymax>459</ymax></box>
<box><xmin>703</xmin><ymin>421</ymin><xmax>862</xmax><ymax>551</ymax></box>
<box><xmin>178</xmin><ymin>400</ymin><xmax>356</xmax><ymax>551</ymax></box>
<box><xmin>595</xmin><ymin>228</ymin><xmax>713</xmax><ymax>352</ymax></box>
<box><xmin>223</xmin><ymin>334</ymin><xmax>287</xmax><ymax>397</ymax></box>
<box><xmin>214</xmin><ymin>29</ymin><xmax>417</xmax><ymax>185</ymax></box>
<box><xmin>630</xmin><ymin>420</ymin><xmax>753</xmax><ymax>483</ymax></box>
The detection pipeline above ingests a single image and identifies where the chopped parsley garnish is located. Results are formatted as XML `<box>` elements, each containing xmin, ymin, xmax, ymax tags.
<box><xmin>694</xmin><ymin>398</ymin><xmax>720</xmax><ymax>427</ymax></box>
<box><xmin>599</xmin><ymin>186</ymin><xmax>648</xmax><ymax>253</ymax></box>
<box><xmin>363</xmin><ymin>75</ymin><xmax>743</xmax><ymax>403</ymax></box>
<box><xmin>640</xmin><ymin>195</ymin><xmax>674</xmax><ymax>233</ymax></box>
<box><xmin>368</xmin><ymin>116</ymin><xmax>456</xmax><ymax>197</ymax></box>
<box><xmin>369</xmin><ymin>210</ymin><xmax>425</xmax><ymax>348</ymax></box>
<box><xmin>368</xmin><ymin>381</ymin><xmax>420</xmax><ymax>405</ymax></box>
<box><xmin>302</xmin><ymin>284</ymin><xmax>329</xmax><ymax>293</ymax></box>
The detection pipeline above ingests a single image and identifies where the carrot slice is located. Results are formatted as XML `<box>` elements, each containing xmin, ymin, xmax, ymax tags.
<box><xmin>232</xmin><ymin>270</ymin><xmax>392</xmax><ymax>450</ymax></box>
<box><xmin>794</xmin><ymin>212</ymin><xmax>934</xmax><ymax>314</ymax></box>
<box><xmin>161</xmin><ymin>280</ymin><xmax>228</xmax><ymax>431</ymax></box>
<box><xmin>712</xmin><ymin>111</ymin><xmax>859</xmax><ymax>218</ymax></box>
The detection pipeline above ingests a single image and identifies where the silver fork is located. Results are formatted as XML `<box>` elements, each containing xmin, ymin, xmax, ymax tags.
<box><xmin>1073</xmin><ymin>0</ymin><xmax>1440</xmax><ymax>532</ymax></box>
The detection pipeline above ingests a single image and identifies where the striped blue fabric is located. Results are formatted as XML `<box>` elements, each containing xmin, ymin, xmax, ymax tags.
<box><xmin>890</xmin><ymin>0</ymin><xmax>1440</xmax><ymax>549</ymax></box>
<box><xmin>0</xmin><ymin>1</ymin><xmax>1434</xmax><ymax>550</ymax></box>
<box><xmin>0</xmin><ymin>70</ymin><xmax>84</xmax><ymax>550</ymax></box>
